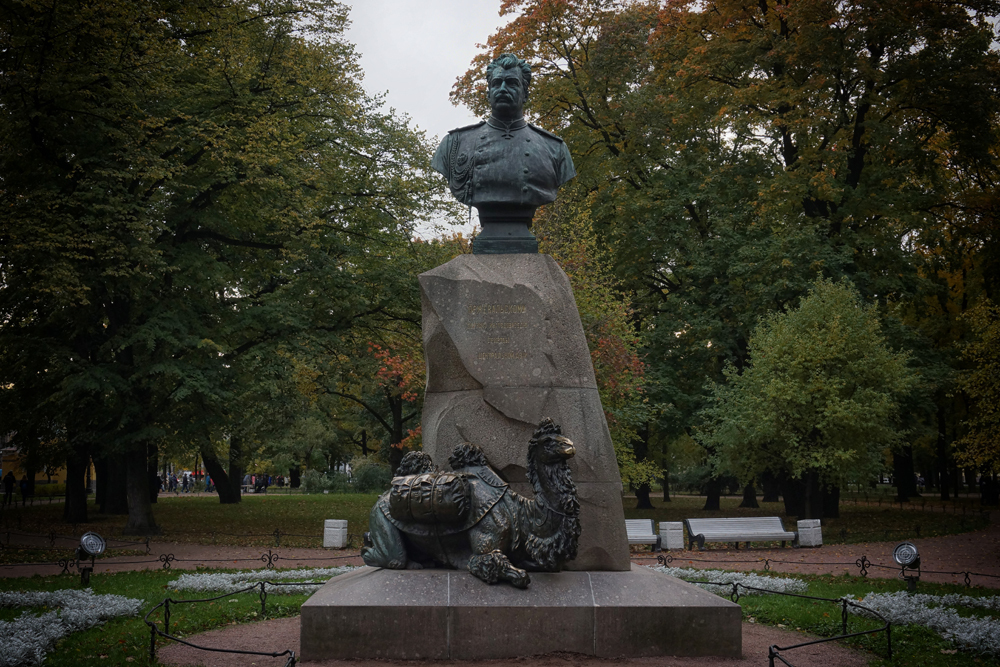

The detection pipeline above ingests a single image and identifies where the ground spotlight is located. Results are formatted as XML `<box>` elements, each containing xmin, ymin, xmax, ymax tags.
<box><xmin>76</xmin><ymin>531</ymin><xmax>105</xmax><ymax>586</ymax></box>
<box><xmin>892</xmin><ymin>541</ymin><xmax>920</xmax><ymax>592</ymax></box>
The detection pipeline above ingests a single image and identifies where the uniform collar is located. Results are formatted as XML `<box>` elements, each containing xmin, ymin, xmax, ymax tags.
<box><xmin>486</xmin><ymin>116</ymin><xmax>527</xmax><ymax>138</ymax></box>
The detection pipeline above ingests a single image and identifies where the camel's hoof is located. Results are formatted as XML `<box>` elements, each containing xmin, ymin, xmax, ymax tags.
<box><xmin>510</xmin><ymin>570</ymin><xmax>530</xmax><ymax>589</ymax></box>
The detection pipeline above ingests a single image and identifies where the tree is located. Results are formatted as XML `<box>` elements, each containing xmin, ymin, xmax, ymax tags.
<box><xmin>0</xmin><ymin>0</ymin><xmax>438</xmax><ymax>528</ymax></box>
<box><xmin>455</xmin><ymin>0</ymin><xmax>1000</xmax><ymax>509</ymax></box>
<box><xmin>697</xmin><ymin>279</ymin><xmax>917</xmax><ymax>519</ymax></box>
<box><xmin>955</xmin><ymin>300</ymin><xmax>1000</xmax><ymax>504</ymax></box>
<box><xmin>533</xmin><ymin>190</ymin><xmax>658</xmax><ymax>497</ymax></box>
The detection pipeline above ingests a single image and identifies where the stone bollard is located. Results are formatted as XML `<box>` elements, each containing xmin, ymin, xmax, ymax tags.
<box><xmin>796</xmin><ymin>519</ymin><xmax>822</xmax><ymax>547</ymax></box>
<box><xmin>323</xmin><ymin>519</ymin><xmax>348</xmax><ymax>549</ymax></box>
<box><xmin>659</xmin><ymin>522</ymin><xmax>684</xmax><ymax>550</ymax></box>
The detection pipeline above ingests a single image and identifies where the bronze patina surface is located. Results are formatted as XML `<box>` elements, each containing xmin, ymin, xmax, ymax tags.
<box><xmin>431</xmin><ymin>53</ymin><xmax>575</xmax><ymax>254</ymax></box>
<box><xmin>361</xmin><ymin>418</ymin><xmax>580</xmax><ymax>588</ymax></box>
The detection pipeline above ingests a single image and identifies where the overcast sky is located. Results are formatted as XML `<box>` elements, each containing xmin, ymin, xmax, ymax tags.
<box><xmin>344</xmin><ymin>0</ymin><xmax>511</xmax><ymax>143</ymax></box>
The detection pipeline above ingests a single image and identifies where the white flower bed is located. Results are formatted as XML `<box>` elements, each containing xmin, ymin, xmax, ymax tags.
<box><xmin>651</xmin><ymin>566</ymin><xmax>808</xmax><ymax>595</ymax></box>
<box><xmin>0</xmin><ymin>589</ymin><xmax>142</xmax><ymax>667</ymax></box>
<box><xmin>169</xmin><ymin>566</ymin><xmax>357</xmax><ymax>595</ymax></box>
<box><xmin>851</xmin><ymin>591</ymin><xmax>1000</xmax><ymax>658</ymax></box>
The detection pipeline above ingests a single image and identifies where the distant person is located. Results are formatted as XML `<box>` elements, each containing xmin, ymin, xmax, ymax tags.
<box><xmin>2</xmin><ymin>471</ymin><xmax>15</xmax><ymax>507</ymax></box>
<box><xmin>182</xmin><ymin>475</ymin><xmax>188</xmax><ymax>493</ymax></box>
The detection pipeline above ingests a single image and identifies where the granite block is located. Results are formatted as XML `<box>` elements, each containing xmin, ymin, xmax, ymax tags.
<box><xmin>419</xmin><ymin>254</ymin><xmax>630</xmax><ymax>571</ymax></box>
<box><xmin>299</xmin><ymin>565</ymin><xmax>742</xmax><ymax>661</ymax></box>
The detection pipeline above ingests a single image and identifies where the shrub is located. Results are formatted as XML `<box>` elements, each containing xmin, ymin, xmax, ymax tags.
<box><xmin>351</xmin><ymin>457</ymin><xmax>391</xmax><ymax>493</ymax></box>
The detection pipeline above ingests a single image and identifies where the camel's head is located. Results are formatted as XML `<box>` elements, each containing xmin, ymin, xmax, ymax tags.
<box><xmin>529</xmin><ymin>417</ymin><xmax>575</xmax><ymax>464</ymax></box>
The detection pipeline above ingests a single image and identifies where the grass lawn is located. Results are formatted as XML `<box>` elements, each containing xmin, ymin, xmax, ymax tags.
<box><xmin>1</xmin><ymin>491</ymin><xmax>989</xmax><ymax>555</ymax></box>
<box><xmin>0</xmin><ymin>568</ymin><xmax>310</xmax><ymax>666</ymax></box>
<box><xmin>1</xmin><ymin>566</ymin><xmax>997</xmax><ymax>666</ymax></box>
<box><xmin>622</xmin><ymin>495</ymin><xmax>990</xmax><ymax>544</ymax></box>
<box><xmin>1</xmin><ymin>493</ymin><xmax>381</xmax><ymax>549</ymax></box>
<box><xmin>732</xmin><ymin>573</ymin><xmax>999</xmax><ymax>667</ymax></box>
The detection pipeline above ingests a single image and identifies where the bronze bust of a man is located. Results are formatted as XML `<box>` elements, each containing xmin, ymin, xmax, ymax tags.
<box><xmin>432</xmin><ymin>53</ymin><xmax>575</xmax><ymax>254</ymax></box>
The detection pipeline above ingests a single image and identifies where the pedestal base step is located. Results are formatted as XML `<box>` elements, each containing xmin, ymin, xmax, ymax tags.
<box><xmin>300</xmin><ymin>564</ymin><xmax>741</xmax><ymax>660</ymax></box>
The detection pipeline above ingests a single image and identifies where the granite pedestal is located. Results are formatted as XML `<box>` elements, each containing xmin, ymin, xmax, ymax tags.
<box><xmin>419</xmin><ymin>254</ymin><xmax>631</xmax><ymax>571</ymax></box>
<box><xmin>300</xmin><ymin>565</ymin><xmax>741</xmax><ymax>660</ymax></box>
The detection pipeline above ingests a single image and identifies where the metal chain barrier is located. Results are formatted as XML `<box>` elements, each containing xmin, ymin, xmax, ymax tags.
<box><xmin>143</xmin><ymin>579</ymin><xmax>329</xmax><ymax>666</ymax></box>
<box><xmin>671</xmin><ymin>579</ymin><xmax>893</xmax><ymax>666</ymax></box>
<box><xmin>640</xmin><ymin>553</ymin><xmax>1000</xmax><ymax>587</ymax></box>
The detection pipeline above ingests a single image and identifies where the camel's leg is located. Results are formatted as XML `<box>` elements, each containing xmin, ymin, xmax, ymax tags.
<box><xmin>468</xmin><ymin>550</ymin><xmax>530</xmax><ymax>589</ymax></box>
<box><xmin>361</xmin><ymin>504</ymin><xmax>408</xmax><ymax>569</ymax></box>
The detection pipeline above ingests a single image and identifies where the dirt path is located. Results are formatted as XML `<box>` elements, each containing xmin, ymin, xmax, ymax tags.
<box><xmin>5</xmin><ymin>520</ymin><xmax>998</xmax><ymax>587</ymax></box>
<box><xmin>0</xmin><ymin>541</ymin><xmax>364</xmax><ymax>578</ymax></box>
<box><xmin>156</xmin><ymin>616</ymin><xmax>871</xmax><ymax>667</ymax></box>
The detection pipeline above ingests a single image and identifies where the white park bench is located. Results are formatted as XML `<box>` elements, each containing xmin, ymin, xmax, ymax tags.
<box><xmin>625</xmin><ymin>519</ymin><xmax>661</xmax><ymax>551</ymax></box>
<box><xmin>684</xmin><ymin>517</ymin><xmax>797</xmax><ymax>550</ymax></box>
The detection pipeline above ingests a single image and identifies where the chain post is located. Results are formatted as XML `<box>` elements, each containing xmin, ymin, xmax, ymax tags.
<box><xmin>841</xmin><ymin>598</ymin><xmax>848</xmax><ymax>635</ymax></box>
<box><xmin>149</xmin><ymin>616</ymin><xmax>158</xmax><ymax>662</ymax></box>
<box><xmin>260</xmin><ymin>581</ymin><xmax>268</xmax><ymax>616</ymax></box>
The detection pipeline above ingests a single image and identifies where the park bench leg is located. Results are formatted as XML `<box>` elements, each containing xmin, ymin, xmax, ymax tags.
<box><xmin>781</xmin><ymin>540</ymin><xmax>786</xmax><ymax>548</ymax></box>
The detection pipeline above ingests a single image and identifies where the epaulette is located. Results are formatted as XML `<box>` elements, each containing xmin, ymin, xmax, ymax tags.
<box><xmin>447</xmin><ymin>120</ymin><xmax>487</xmax><ymax>134</ymax></box>
<box><xmin>527</xmin><ymin>122</ymin><xmax>565</xmax><ymax>143</ymax></box>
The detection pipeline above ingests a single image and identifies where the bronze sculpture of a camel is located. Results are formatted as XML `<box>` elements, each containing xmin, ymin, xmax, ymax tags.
<box><xmin>361</xmin><ymin>418</ymin><xmax>580</xmax><ymax>588</ymax></box>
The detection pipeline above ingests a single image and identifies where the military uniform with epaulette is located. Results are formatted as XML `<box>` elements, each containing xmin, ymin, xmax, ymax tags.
<box><xmin>432</xmin><ymin>117</ymin><xmax>576</xmax><ymax>253</ymax></box>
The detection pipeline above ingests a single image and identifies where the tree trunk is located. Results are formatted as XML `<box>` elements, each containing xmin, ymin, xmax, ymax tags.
<box><xmin>739</xmin><ymin>483</ymin><xmax>759</xmax><ymax>508</ymax></box>
<box><xmin>937</xmin><ymin>406</ymin><xmax>951</xmax><ymax>501</ymax></box>
<box><xmin>662</xmin><ymin>472</ymin><xmax>671</xmax><ymax>502</ymax></box>
<box><xmin>95</xmin><ymin>456</ymin><xmax>107</xmax><ymax>509</ymax></box>
<box><xmin>779</xmin><ymin>473</ymin><xmax>803</xmax><ymax>517</ymax></box>
<box><xmin>289</xmin><ymin>466</ymin><xmax>301</xmax><ymax>488</ymax></box>
<box><xmin>822</xmin><ymin>484</ymin><xmax>840</xmax><ymax>518</ymax></box>
<box><xmin>801</xmin><ymin>471</ymin><xmax>822</xmax><ymax>520</ymax></box>
<box><xmin>634</xmin><ymin>483</ymin><xmax>654</xmax><ymax>509</ymax></box>
<box><xmin>388</xmin><ymin>395</ymin><xmax>406</xmax><ymax>475</ymax></box>
<box><xmin>981</xmin><ymin>471</ymin><xmax>999</xmax><ymax>506</ymax></box>
<box><xmin>950</xmin><ymin>466</ymin><xmax>961</xmax><ymax>498</ymax></box>
<box><xmin>101</xmin><ymin>454</ymin><xmax>129</xmax><ymax>515</ymax></box>
<box><xmin>63</xmin><ymin>442</ymin><xmax>89</xmax><ymax>524</ymax></box>
<box><xmin>227</xmin><ymin>436</ymin><xmax>243</xmax><ymax>503</ymax></box>
<box><xmin>148</xmin><ymin>442</ymin><xmax>159</xmax><ymax>504</ymax></box>
<box><xmin>703</xmin><ymin>477</ymin><xmax>722</xmax><ymax>511</ymax></box>
<box><xmin>893</xmin><ymin>447</ymin><xmax>916</xmax><ymax>501</ymax></box>
<box><xmin>358</xmin><ymin>429</ymin><xmax>369</xmax><ymax>457</ymax></box>
<box><xmin>761</xmin><ymin>470</ymin><xmax>780</xmax><ymax>502</ymax></box>
<box><xmin>123</xmin><ymin>443</ymin><xmax>159</xmax><ymax>534</ymax></box>
<box><xmin>202</xmin><ymin>445</ymin><xmax>239</xmax><ymax>504</ymax></box>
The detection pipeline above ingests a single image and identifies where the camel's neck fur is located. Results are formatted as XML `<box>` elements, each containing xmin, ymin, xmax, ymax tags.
<box><xmin>523</xmin><ymin>443</ymin><xmax>581</xmax><ymax>568</ymax></box>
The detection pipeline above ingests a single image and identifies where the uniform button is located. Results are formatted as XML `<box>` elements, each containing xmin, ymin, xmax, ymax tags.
<box><xmin>524</xmin><ymin>152</ymin><xmax>529</xmax><ymax>156</ymax></box>
<box><xmin>481</xmin><ymin>135</ymin><xmax>486</xmax><ymax>139</ymax></box>
<box><xmin>523</xmin><ymin>168</ymin><xmax>528</xmax><ymax>173</ymax></box>
<box><xmin>522</xmin><ymin>186</ymin><xmax>528</xmax><ymax>191</ymax></box>
<box><xmin>526</xmin><ymin>138</ymin><xmax>531</xmax><ymax>142</ymax></box>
